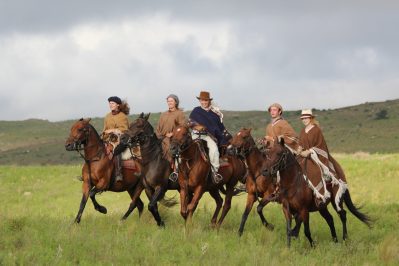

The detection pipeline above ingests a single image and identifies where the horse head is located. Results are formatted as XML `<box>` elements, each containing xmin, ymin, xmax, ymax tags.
<box><xmin>261</xmin><ymin>137</ymin><xmax>290</xmax><ymax>177</ymax></box>
<box><xmin>227</xmin><ymin>128</ymin><xmax>255</xmax><ymax>157</ymax></box>
<box><xmin>120</xmin><ymin>113</ymin><xmax>152</xmax><ymax>147</ymax></box>
<box><xmin>169</xmin><ymin>124</ymin><xmax>192</xmax><ymax>157</ymax></box>
<box><xmin>65</xmin><ymin>118</ymin><xmax>93</xmax><ymax>151</ymax></box>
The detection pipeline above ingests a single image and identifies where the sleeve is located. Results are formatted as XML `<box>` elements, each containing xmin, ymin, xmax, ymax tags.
<box><xmin>176</xmin><ymin>111</ymin><xmax>187</xmax><ymax>126</ymax></box>
<box><xmin>120</xmin><ymin>114</ymin><xmax>129</xmax><ymax>132</ymax></box>
<box><xmin>155</xmin><ymin>114</ymin><xmax>164</xmax><ymax>138</ymax></box>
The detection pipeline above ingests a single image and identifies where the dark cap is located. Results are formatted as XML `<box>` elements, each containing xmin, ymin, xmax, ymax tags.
<box><xmin>108</xmin><ymin>96</ymin><xmax>122</xmax><ymax>104</ymax></box>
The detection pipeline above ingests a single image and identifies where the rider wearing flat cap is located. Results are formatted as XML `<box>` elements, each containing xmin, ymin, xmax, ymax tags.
<box><xmin>103</xmin><ymin>96</ymin><xmax>130</xmax><ymax>182</ymax></box>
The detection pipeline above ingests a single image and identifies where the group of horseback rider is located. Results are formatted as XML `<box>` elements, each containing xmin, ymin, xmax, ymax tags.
<box><xmin>99</xmin><ymin>91</ymin><xmax>345</xmax><ymax>205</ymax></box>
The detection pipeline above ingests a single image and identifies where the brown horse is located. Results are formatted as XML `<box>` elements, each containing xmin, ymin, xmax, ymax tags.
<box><xmin>119</xmin><ymin>113</ymin><xmax>178</xmax><ymax>227</ymax></box>
<box><xmin>65</xmin><ymin>118</ymin><xmax>144</xmax><ymax>223</ymax></box>
<box><xmin>227</xmin><ymin>128</ymin><xmax>276</xmax><ymax>236</ymax></box>
<box><xmin>169</xmin><ymin>124</ymin><xmax>247</xmax><ymax>226</ymax></box>
<box><xmin>262</xmin><ymin>138</ymin><xmax>372</xmax><ymax>247</ymax></box>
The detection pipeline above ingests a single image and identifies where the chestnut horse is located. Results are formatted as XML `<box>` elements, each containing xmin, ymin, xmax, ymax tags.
<box><xmin>119</xmin><ymin>113</ymin><xmax>178</xmax><ymax>227</ymax></box>
<box><xmin>65</xmin><ymin>118</ymin><xmax>144</xmax><ymax>223</ymax></box>
<box><xmin>262</xmin><ymin>138</ymin><xmax>372</xmax><ymax>247</ymax></box>
<box><xmin>169</xmin><ymin>125</ymin><xmax>247</xmax><ymax>226</ymax></box>
<box><xmin>227</xmin><ymin>128</ymin><xmax>276</xmax><ymax>236</ymax></box>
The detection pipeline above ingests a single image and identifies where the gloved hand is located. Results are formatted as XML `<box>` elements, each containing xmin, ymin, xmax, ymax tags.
<box><xmin>300</xmin><ymin>149</ymin><xmax>311</xmax><ymax>158</ymax></box>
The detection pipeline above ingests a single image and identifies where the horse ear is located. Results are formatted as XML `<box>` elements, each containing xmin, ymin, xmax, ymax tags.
<box><xmin>249</xmin><ymin>128</ymin><xmax>252</xmax><ymax>133</ymax></box>
<box><xmin>83</xmin><ymin>118</ymin><xmax>91</xmax><ymax>123</ymax></box>
<box><xmin>139</xmin><ymin>112</ymin><xmax>144</xmax><ymax>118</ymax></box>
<box><xmin>144</xmin><ymin>113</ymin><xmax>151</xmax><ymax>121</ymax></box>
<box><xmin>278</xmin><ymin>136</ymin><xmax>285</xmax><ymax>146</ymax></box>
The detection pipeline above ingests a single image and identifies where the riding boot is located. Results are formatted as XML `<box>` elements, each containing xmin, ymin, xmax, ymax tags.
<box><xmin>115</xmin><ymin>154</ymin><xmax>123</xmax><ymax>182</ymax></box>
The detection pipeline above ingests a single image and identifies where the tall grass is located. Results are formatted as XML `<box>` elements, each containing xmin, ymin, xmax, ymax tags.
<box><xmin>0</xmin><ymin>154</ymin><xmax>398</xmax><ymax>265</ymax></box>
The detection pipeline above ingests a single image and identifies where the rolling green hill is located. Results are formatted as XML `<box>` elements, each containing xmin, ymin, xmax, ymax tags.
<box><xmin>0</xmin><ymin>99</ymin><xmax>398</xmax><ymax>165</ymax></box>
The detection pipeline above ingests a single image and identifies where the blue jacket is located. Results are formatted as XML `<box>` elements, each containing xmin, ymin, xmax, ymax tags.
<box><xmin>189</xmin><ymin>106</ymin><xmax>232</xmax><ymax>146</ymax></box>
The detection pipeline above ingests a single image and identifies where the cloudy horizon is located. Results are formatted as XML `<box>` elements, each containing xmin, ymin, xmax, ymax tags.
<box><xmin>1</xmin><ymin>0</ymin><xmax>398</xmax><ymax>121</ymax></box>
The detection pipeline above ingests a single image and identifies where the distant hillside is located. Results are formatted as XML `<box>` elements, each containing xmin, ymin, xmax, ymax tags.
<box><xmin>1</xmin><ymin>99</ymin><xmax>398</xmax><ymax>165</ymax></box>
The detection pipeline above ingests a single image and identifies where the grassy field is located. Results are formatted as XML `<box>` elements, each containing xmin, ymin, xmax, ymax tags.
<box><xmin>0</xmin><ymin>154</ymin><xmax>398</xmax><ymax>265</ymax></box>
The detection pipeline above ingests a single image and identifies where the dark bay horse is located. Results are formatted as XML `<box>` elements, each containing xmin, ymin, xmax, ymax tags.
<box><xmin>262</xmin><ymin>138</ymin><xmax>372</xmax><ymax>247</ymax></box>
<box><xmin>169</xmin><ymin>125</ymin><xmax>246</xmax><ymax>227</ymax></box>
<box><xmin>65</xmin><ymin>118</ymin><xmax>144</xmax><ymax>223</ymax></box>
<box><xmin>119</xmin><ymin>113</ymin><xmax>178</xmax><ymax>227</ymax></box>
<box><xmin>227</xmin><ymin>128</ymin><xmax>276</xmax><ymax>236</ymax></box>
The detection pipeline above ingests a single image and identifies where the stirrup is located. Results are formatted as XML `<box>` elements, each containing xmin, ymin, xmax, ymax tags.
<box><xmin>212</xmin><ymin>171</ymin><xmax>223</xmax><ymax>184</ymax></box>
<box><xmin>169</xmin><ymin>171</ymin><xmax>178</xmax><ymax>182</ymax></box>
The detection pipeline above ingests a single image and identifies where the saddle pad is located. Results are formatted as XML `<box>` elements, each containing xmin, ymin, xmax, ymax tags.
<box><xmin>122</xmin><ymin>159</ymin><xmax>137</xmax><ymax>170</ymax></box>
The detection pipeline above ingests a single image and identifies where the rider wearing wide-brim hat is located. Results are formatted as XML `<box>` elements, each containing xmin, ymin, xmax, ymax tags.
<box><xmin>189</xmin><ymin>90</ymin><xmax>232</xmax><ymax>182</ymax></box>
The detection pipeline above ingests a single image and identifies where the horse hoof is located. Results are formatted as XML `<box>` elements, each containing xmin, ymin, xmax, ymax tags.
<box><xmin>97</xmin><ymin>206</ymin><xmax>107</xmax><ymax>214</ymax></box>
<box><xmin>265</xmin><ymin>223</ymin><xmax>274</xmax><ymax>231</ymax></box>
<box><xmin>159</xmin><ymin>221</ymin><xmax>165</xmax><ymax>228</ymax></box>
<box><xmin>333</xmin><ymin>237</ymin><xmax>338</xmax><ymax>243</ymax></box>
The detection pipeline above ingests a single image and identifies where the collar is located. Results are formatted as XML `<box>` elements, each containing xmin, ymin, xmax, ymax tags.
<box><xmin>111</xmin><ymin>110</ymin><xmax>120</xmax><ymax>115</ymax></box>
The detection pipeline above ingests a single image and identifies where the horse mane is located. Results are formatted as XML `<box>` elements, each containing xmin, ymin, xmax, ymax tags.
<box><xmin>87</xmin><ymin>123</ymin><xmax>103</xmax><ymax>144</ymax></box>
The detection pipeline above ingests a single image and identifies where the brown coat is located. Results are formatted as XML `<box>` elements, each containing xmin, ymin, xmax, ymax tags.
<box><xmin>103</xmin><ymin>111</ymin><xmax>129</xmax><ymax>132</ymax></box>
<box><xmin>299</xmin><ymin>124</ymin><xmax>346</xmax><ymax>181</ymax></box>
<box><xmin>156</xmin><ymin>109</ymin><xmax>186</xmax><ymax>161</ymax></box>
<box><xmin>266</xmin><ymin>118</ymin><xmax>299</xmax><ymax>150</ymax></box>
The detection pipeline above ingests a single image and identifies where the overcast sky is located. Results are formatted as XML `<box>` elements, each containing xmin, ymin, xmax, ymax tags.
<box><xmin>1</xmin><ymin>0</ymin><xmax>398</xmax><ymax>121</ymax></box>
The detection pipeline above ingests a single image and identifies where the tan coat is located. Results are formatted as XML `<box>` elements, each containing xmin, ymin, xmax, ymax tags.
<box><xmin>103</xmin><ymin>111</ymin><xmax>129</xmax><ymax>132</ymax></box>
<box><xmin>266</xmin><ymin>118</ymin><xmax>299</xmax><ymax>150</ymax></box>
<box><xmin>156</xmin><ymin>109</ymin><xmax>186</xmax><ymax>161</ymax></box>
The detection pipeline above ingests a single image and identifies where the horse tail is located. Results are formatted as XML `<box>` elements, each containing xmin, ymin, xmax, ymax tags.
<box><xmin>159</xmin><ymin>194</ymin><xmax>178</xmax><ymax>208</ymax></box>
<box><xmin>343</xmin><ymin>190</ymin><xmax>373</xmax><ymax>228</ymax></box>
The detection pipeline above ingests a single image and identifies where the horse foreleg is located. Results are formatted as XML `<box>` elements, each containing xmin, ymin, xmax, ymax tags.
<box><xmin>208</xmin><ymin>189</ymin><xmax>223</xmax><ymax>227</ymax></box>
<box><xmin>147</xmin><ymin>186</ymin><xmax>166</xmax><ymax>227</ymax></box>
<box><xmin>179</xmin><ymin>185</ymin><xmax>189</xmax><ymax>221</ymax></box>
<box><xmin>238</xmin><ymin>192</ymin><xmax>256</xmax><ymax>236</ymax></box>
<box><xmin>290</xmin><ymin>213</ymin><xmax>302</xmax><ymax>238</ymax></box>
<box><xmin>90</xmin><ymin>187</ymin><xmax>107</xmax><ymax>214</ymax></box>
<box><xmin>216</xmin><ymin>184</ymin><xmax>233</xmax><ymax>227</ymax></box>
<box><xmin>256</xmin><ymin>194</ymin><xmax>274</xmax><ymax>231</ymax></box>
<box><xmin>282</xmin><ymin>202</ymin><xmax>292</xmax><ymax>247</ymax></box>
<box><xmin>75</xmin><ymin>182</ymin><xmax>90</xmax><ymax>223</ymax></box>
<box><xmin>301</xmin><ymin>210</ymin><xmax>314</xmax><ymax>247</ymax></box>
<box><xmin>186</xmin><ymin>185</ymin><xmax>205</xmax><ymax>220</ymax></box>
<box><xmin>121</xmin><ymin>184</ymin><xmax>144</xmax><ymax>220</ymax></box>
<box><xmin>319</xmin><ymin>207</ymin><xmax>338</xmax><ymax>243</ymax></box>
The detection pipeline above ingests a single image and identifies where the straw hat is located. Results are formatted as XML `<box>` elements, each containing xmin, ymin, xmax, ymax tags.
<box><xmin>300</xmin><ymin>109</ymin><xmax>316</xmax><ymax>119</ymax></box>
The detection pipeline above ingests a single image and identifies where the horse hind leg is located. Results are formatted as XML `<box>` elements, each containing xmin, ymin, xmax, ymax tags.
<box><xmin>208</xmin><ymin>189</ymin><xmax>223</xmax><ymax>227</ymax></box>
<box><xmin>319</xmin><ymin>207</ymin><xmax>338</xmax><ymax>243</ymax></box>
<box><xmin>216</xmin><ymin>184</ymin><xmax>234</xmax><ymax>227</ymax></box>
<box><xmin>331</xmin><ymin>199</ymin><xmax>348</xmax><ymax>240</ymax></box>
